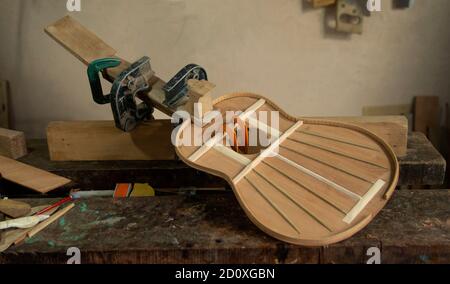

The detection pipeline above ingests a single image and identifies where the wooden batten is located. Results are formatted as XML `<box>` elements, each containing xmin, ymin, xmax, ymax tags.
<box><xmin>343</xmin><ymin>179</ymin><xmax>386</xmax><ymax>224</ymax></box>
<box><xmin>233</xmin><ymin>121</ymin><xmax>303</xmax><ymax>184</ymax></box>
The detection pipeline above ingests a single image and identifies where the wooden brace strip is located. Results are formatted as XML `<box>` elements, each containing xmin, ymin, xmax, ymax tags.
<box><xmin>233</xmin><ymin>121</ymin><xmax>303</xmax><ymax>184</ymax></box>
<box><xmin>343</xmin><ymin>179</ymin><xmax>385</xmax><ymax>224</ymax></box>
<box><xmin>275</xmin><ymin>154</ymin><xmax>361</xmax><ymax>201</ymax></box>
<box><xmin>188</xmin><ymin>99</ymin><xmax>268</xmax><ymax>162</ymax></box>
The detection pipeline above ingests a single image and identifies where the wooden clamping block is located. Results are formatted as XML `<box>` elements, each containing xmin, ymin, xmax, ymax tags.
<box><xmin>0</xmin><ymin>128</ymin><xmax>28</xmax><ymax>159</ymax></box>
<box><xmin>308</xmin><ymin>0</ymin><xmax>336</xmax><ymax>8</ymax></box>
<box><xmin>185</xmin><ymin>79</ymin><xmax>215</xmax><ymax>118</ymax></box>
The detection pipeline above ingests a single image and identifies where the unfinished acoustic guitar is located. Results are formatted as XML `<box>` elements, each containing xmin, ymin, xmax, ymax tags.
<box><xmin>175</xmin><ymin>93</ymin><xmax>399</xmax><ymax>246</ymax></box>
<box><xmin>45</xmin><ymin>16</ymin><xmax>399</xmax><ymax>246</ymax></box>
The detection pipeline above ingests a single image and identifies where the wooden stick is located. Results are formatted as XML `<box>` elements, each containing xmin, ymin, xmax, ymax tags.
<box><xmin>275</xmin><ymin>154</ymin><xmax>361</xmax><ymax>200</ymax></box>
<box><xmin>27</xmin><ymin>203</ymin><xmax>75</xmax><ymax>238</ymax></box>
<box><xmin>253</xmin><ymin>169</ymin><xmax>333</xmax><ymax>232</ymax></box>
<box><xmin>188</xmin><ymin>133</ymin><xmax>226</xmax><ymax>162</ymax></box>
<box><xmin>261</xmin><ymin>160</ymin><xmax>347</xmax><ymax>215</ymax></box>
<box><xmin>244</xmin><ymin>176</ymin><xmax>301</xmax><ymax>235</ymax></box>
<box><xmin>247</xmin><ymin>116</ymin><xmax>281</xmax><ymax>137</ymax></box>
<box><xmin>281</xmin><ymin>144</ymin><xmax>373</xmax><ymax>183</ymax></box>
<box><xmin>239</xmin><ymin>99</ymin><xmax>266</xmax><ymax>120</ymax></box>
<box><xmin>297</xmin><ymin>129</ymin><xmax>379</xmax><ymax>151</ymax></box>
<box><xmin>213</xmin><ymin>144</ymin><xmax>251</xmax><ymax>165</ymax></box>
<box><xmin>233</xmin><ymin>121</ymin><xmax>303</xmax><ymax>184</ymax></box>
<box><xmin>288</xmin><ymin>137</ymin><xmax>388</xmax><ymax>169</ymax></box>
<box><xmin>343</xmin><ymin>180</ymin><xmax>385</xmax><ymax>224</ymax></box>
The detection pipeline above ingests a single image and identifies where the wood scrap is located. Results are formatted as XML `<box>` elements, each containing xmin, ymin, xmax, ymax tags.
<box><xmin>0</xmin><ymin>228</ymin><xmax>29</xmax><ymax>252</ymax></box>
<box><xmin>308</xmin><ymin>0</ymin><xmax>336</xmax><ymax>8</ymax></box>
<box><xmin>47</xmin><ymin>115</ymin><xmax>407</xmax><ymax>161</ymax></box>
<box><xmin>0</xmin><ymin>204</ymin><xmax>52</xmax><ymax>252</ymax></box>
<box><xmin>28</xmin><ymin>203</ymin><xmax>75</xmax><ymax>238</ymax></box>
<box><xmin>14</xmin><ymin>205</ymin><xmax>60</xmax><ymax>246</ymax></box>
<box><xmin>47</xmin><ymin>120</ymin><xmax>176</xmax><ymax>161</ymax></box>
<box><xmin>0</xmin><ymin>199</ymin><xmax>31</xmax><ymax>218</ymax></box>
<box><xmin>45</xmin><ymin>16</ymin><xmax>116</xmax><ymax>65</ymax></box>
<box><xmin>0</xmin><ymin>81</ymin><xmax>8</xmax><ymax>129</ymax></box>
<box><xmin>414</xmin><ymin>96</ymin><xmax>440</xmax><ymax>142</ymax></box>
<box><xmin>0</xmin><ymin>155</ymin><xmax>71</xmax><ymax>193</ymax></box>
<box><xmin>0</xmin><ymin>128</ymin><xmax>27</xmax><ymax>159</ymax></box>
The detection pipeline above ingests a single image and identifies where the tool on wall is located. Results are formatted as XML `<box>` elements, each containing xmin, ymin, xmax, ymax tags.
<box><xmin>309</xmin><ymin>0</ymin><xmax>413</xmax><ymax>35</ymax></box>
<box><xmin>88</xmin><ymin>56</ymin><xmax>208</xmax><ymax>132</ymax></box>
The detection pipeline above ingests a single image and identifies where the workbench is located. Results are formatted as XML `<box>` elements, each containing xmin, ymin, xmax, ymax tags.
<box><xmin>0</xmin><ymin>132</ymin><xmax>448</xmax><ymax>264</ymax></box>
<box><xmin>0</xmin><ymin>191</ymin><xmax>449</xmax><ymax>264</ymax></box>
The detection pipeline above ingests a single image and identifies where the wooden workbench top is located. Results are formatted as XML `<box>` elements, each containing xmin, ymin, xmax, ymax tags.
<box><xmin>1</xmin><ymin>190</ymin><xmax>449</xmax><ymax>264</ymax></box>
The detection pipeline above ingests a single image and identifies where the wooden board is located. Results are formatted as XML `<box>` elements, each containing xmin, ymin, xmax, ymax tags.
<box><xmin>0</xmin><ymin>81</ymin><xmax>9</xmax><ymax>129</ymax></box>
<box><xmin>175</xmin><ymin>93</ymin><xmax>399</xmax><ymax>246</ymax></box>
<box><xmin>307</xmin><ymin>116</ymin><xmax>408</xmax><ymax>157</ymax></box>
<box><xmin>0</xmin><ymin>156</ymin><xmax>71</xmax><ymax>193</ymax></box>
<box><xmin>45</xmin><ymin>16</ymin><xmax>116</xmax><ymax>65</ymax></box>
<box><xmin>47</xmin><ymin>120</ymin><xmax>176</xmax><ymax>161</ymax></box>
<box><xmin>414</xmin><ymin>96</ymin><xmax>440</xmax><ymax>139</ymax></box>
<box><xmin>0</xmin><ymin>128</ymin><xmax>27</xmax><ymax>159</ymax></box>
<box><xmin>363</xmin><ymin>104</ymin><xmax>412</xmax><ymax>116</ymax></box>
<box><xmin>47</xmin><ymin>116</ymin><xmax>406</xmax><ymax>161</ymax></box>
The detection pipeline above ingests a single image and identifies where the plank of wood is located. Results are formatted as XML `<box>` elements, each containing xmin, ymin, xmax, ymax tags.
<box><xmin>305</xmin><ymin>116</ymin><xmax>408</xmax><ymax>157</ymax></box>
<box><xmin>45</xmin><ymin>16</ymin><xmax>116</xmax><ymax>65</ymax></box>
<box><xmin>47</xmin><ymin>120</ymin><xmax>176</xmax><ymax>161</ymax></box>
<box><xmin>307</xmin><ymin>0</ymin><xmax>336</xmax><ymax>8</ymax></box>
<box><xmin>0</xmin><ymin>81</ymin><xmax>9</xmax><ymax>129</ymax></box>
<box><xmin>47</xmin><ymin>116</ymin><xmax>407</xmax><ymax>161</ymax></box>
<box><xmin>0</xmin><ymin>128</ymin><xmax>27</xmax><ymax>159</ymax></box>
<box><xmin>414</xmin><ymin>96</ymin><xmax>440</xmax><ymax>139</ymax></box>
<box><xmin>363</xmin><ymin>104</ymin><xmax>412</xmax><ymax>116</ymax></box>
<box><xmin>0</xmin><ymin>199</ymin><xmax>31</xmax><ymax>218</ymax></box>
<box><xmin>0</xmin><ymin>156</ymin><xmax>71</xmax><ymax>193</ymax></box>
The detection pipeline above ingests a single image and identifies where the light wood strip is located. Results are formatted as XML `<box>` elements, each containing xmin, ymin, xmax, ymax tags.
<box><xmin>239</xmin><ymin>99</ymin><xmax>266</xmax><ymax>120</ymax></box>
<box><xmin>233</xmin><ymin>121</ymin><xmax>303</xmax><ymax>184</ymax></box>
<box><xmin>288</xmin><ymin>137</ymin><xmax>388</xmax><ymax>169</ymax></box>
<box><xmin>297</xmin><ymin>129</ymin><xmax>379</xmax><ymax>151</ymax></box>
<box><xmin>28</xmin><ymin>204</ymin><xmax>75</xmax><ymax>238</ymax></box>
<box><xmin>188</xmin><ymin>133</ymin><xmax>226</xmax><ymax>162</ymax></box>
<box><xmin>213</xmin><ymin>144</ymin><xmax>251</xmax><ymax>165</ymax></box>
<box><xmin>275</xmin><ymin>154</ymin><xmax>361</xmax><ymax>201</ymax></box>
<box><xmin>0</xmin><ymin>156</ymin><xmax>71</xmax><ymax>193</ymax></box>
<box><xmin>245</xmin><ymin>177</ymin><xmax>301</xmax><ymax>235</ymax></box>
<box><xmin>247</xmin><ymin>116</ymin><xmax>281</xmax><ymax>137</ymax></box>
<box><xmin>280</xmin><ymin>144</ymin><xmax>373</xmax><ymax>183</ymax></box>
<box><xmin>253</xmin><ymin>169</ymin><xmax>333</xmax><ymax>232</ymax></box>
<box><xmin>343</xmin><ymin>179</ymin><xmax>385</xmax><ymax>224</ymax></box>
<box><xmin>261</xmin><ymin>160</ymin><xmax>347</xmax><ymax>215</ymax></box>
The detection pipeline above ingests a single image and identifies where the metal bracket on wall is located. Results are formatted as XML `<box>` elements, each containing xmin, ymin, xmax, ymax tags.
<box><xmin>334</xmin><ymin>0</ymin><xmax>364</xmax><ymax>34</ymax></box>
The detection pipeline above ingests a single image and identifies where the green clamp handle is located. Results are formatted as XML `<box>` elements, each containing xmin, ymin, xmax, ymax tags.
<box><xmin>87</xmin><ymin>58</ymin><xmax>122</xmax><ymax>105</ymax></box>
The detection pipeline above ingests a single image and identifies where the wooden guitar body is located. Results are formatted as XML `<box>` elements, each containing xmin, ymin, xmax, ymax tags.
<box><xmin>175</xmin><ymin>93</ymin><xmax>399</xmax><ymax>246</ymax></box>
<box><xmin>44</xmin><ymin>16</ymin><xmax>399</xmax><ymax>246</ymax></box>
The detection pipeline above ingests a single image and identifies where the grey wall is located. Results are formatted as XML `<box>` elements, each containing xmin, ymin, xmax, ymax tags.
<box><xmin>0</xmin><ymin>0</ymin><xmax>449</xmax><ymax>138</ymax></box>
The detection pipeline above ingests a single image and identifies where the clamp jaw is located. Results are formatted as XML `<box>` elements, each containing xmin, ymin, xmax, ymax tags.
<box><xmin>88</xmin><ymin>56</ymin><xmax>155</xmax><ymax>132</ymax></box>
<box><xmin>87</xmin><ymin>56</ymin><xmax>208</xmax><ymax>132</ymax></box>
<box><xmin>163</xmin><ymin>64</ymin><xmax>208</xmax><ymax>107</ymax></box>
